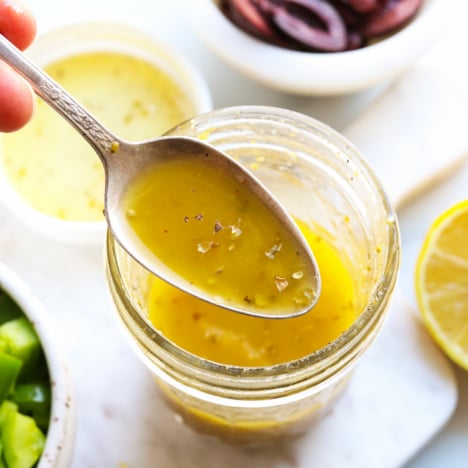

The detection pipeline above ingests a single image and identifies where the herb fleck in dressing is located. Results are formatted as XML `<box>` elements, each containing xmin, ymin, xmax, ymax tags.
<box><xmin>146</xmin><ymin>219</ymin><xmax>357</xmax><ymax>366</ymax></box>
<box><xmin>122</xmin><ymin>158</ymin><xmax>318</xmax><ymax>315</ymax></box>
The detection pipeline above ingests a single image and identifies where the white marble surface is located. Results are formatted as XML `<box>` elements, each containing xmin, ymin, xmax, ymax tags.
<box><xmin>1</xmin><ymin>1</ymin><xmax>467</xmax><ymax>467</ymax></box>
<box><xmin>0</xmin><ymin>213</ymin><xmax>458</xmax><ymax>467</ymax></box>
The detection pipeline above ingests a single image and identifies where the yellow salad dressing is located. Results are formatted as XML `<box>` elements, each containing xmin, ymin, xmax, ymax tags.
<box><xmin>122</xmin><ymin>159</ymin><xmax>318</xmax><ymax>316</ymax></box>
<box><xmin>147</xmin><ymin>218</ymin><xmax>357</xmax><ymax>366</ymax></box>
<box><xmin>1</xmin><ymin>52</ymin><xmax>194</xmax><ymax>221</ymax></box>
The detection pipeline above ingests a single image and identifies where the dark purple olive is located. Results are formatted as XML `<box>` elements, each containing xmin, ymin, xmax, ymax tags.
<box><xmin>347</xmin><ymin>0</ymin><xmax>381</xmax><ymax>13</ymax></box>
<box><xmin>272</xmin><ymin>0</ymin><xmax>347</xmax><ymax>52</ymax></box>
<box><xmin>346</xmin><ymin>30</ymin><xmax>365</xmax><ymax>49</ymax></box>
<box><xmin>226</xmin><ymin>0</ymin><xmax>279</xmax><ymax>41</ymax></box>
<box><xmin>220</xmin><ymin>0</ymin><xmax>425</xmax><ymax>52</ymax></box>
<box><xmin>329</xmin><ymin>0</ymin><xmax>361</xmax><ymax>27</ymax></box>
<box><xmin>360</xmin><ymin>0</ymin><xmax>424</xmax><ymax>38</ymax></box>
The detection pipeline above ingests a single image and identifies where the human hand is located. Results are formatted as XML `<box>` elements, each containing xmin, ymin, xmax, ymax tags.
<box><xmin>0</xmin><ymin>0</ymin><xmax>36</xmax><ymax>132</ymax></box>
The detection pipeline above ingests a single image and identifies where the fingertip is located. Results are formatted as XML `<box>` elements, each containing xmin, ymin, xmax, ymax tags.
<box><xmin>0</xmin><ymin>62</ymin><xmax>35</xmax><ymax>132</ymax></box>
<box><xmin>0</xmin><ymin>0</ymin><xmax>37</xmax><ymax>50</ymax></box>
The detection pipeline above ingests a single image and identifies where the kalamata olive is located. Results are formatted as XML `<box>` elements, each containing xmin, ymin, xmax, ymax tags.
<box><xmin>346</xmin><ymin>30</ymin><xmax>365</xmax><ymax>49</ymax></box>
<box><xmin>220</xmin><ymin>0</ymin><xmax>424</xmax><ymax>52</ymax></box>
<box><xmin>347</xmin><ymin>0</ymin><xmax>381</xmax><ymax>13</ymax></box>
<box><xmin>224</xmin><ymin>0</ymin><xmax>279</xmax><ymax>41</ymax></box>
<box><xmin>360</xmin><ymin>0</ymin><xmax>424</xmax><ymax>38</ymax></box>
<box><xmin>272</xmin><ymin>0</ymin><xmax>347</xmax><ymax>52</ymax></box>
<box><xmin>329</xmin><ymin>0</ymin><xmax>361</xmax><ymax>27</ymax></box>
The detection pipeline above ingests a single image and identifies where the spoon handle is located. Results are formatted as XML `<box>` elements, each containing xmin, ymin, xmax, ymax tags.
<box><xmin>0</xmin><ymin>34</ymin><xmax>118</xmax><ymax>164</ymax></box>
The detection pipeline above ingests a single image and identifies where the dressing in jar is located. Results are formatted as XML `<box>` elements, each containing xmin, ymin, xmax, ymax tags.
<box><xmin>106</xmin><ymin>106</ymin><xmax>400</xmax><ymax>445</ymax></box>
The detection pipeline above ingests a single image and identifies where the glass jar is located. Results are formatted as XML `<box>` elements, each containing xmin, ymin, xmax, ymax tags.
<box><xmin>105</xmin><ymin>106</ymin><xmax>400</xmax><ymax>445</ymax></box>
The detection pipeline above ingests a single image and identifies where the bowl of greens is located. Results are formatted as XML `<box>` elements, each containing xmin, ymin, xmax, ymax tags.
<box><xmin>0</xmin><ymin>262</ymin><xmax>75</xmax><ymax>468</ymax></box>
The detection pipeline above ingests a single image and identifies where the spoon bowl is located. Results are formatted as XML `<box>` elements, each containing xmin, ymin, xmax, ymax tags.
<box><xmin>0</xmin><ymin>33</ymin><xmax>321</xmax><ymax>318</ymax></box>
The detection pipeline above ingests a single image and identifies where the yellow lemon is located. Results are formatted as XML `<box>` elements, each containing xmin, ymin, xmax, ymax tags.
<box><xmin>415</xmin><ymin>200</ymin><xmax>468</xmax><ymax>370</ymax></box>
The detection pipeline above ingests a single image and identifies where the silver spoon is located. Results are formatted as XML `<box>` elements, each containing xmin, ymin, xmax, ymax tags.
<box><xmin>0</xmin><ymin>34</ymin><xmax>321</xmax><ymax>318</ymax></box>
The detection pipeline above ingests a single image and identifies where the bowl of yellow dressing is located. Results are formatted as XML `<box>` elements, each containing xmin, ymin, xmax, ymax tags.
<box><xmin>0</xmin><ymin>21</ymin><xmax>212</xmax><ymax>244</ymax></box>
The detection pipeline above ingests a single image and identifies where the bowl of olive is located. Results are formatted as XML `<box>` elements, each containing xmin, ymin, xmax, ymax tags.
<box><xmin>188</xmin><ymin>0</ymin><xmax>454</xmax><ymax>95</ymax></box>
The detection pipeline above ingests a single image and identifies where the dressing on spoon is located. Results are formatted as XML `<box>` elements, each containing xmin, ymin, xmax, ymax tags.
<box><xmin>122</xmin><ymin>158</ymin><xmax>319</xmax><ymax>317</ymax></box>
<box><xmin>0</xmin><ymin>34</ymin><xmax>321</xmax><ymax>318</ymax></box>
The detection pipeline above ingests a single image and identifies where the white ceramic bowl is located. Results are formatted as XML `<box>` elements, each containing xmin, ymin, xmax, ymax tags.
<box><xmin>188</xmin><ymin>0</ymin><xmax>454</xmax><ymax>96</ymax></box>
<box><xmin>0</xmin><ymin>262</ymin><xmax>75</xmax><ymax>468</ymax></box>
<box><xmin>0</xmin><ymin>20</ymin><xmax>213</xmax><ymax>245</ymax></box>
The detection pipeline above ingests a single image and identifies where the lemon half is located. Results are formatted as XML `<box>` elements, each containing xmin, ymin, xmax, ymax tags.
<box><xmin>415</xmin><ymin>200</ymin><xmax>468</xmax><ymax>370</ymax></box>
